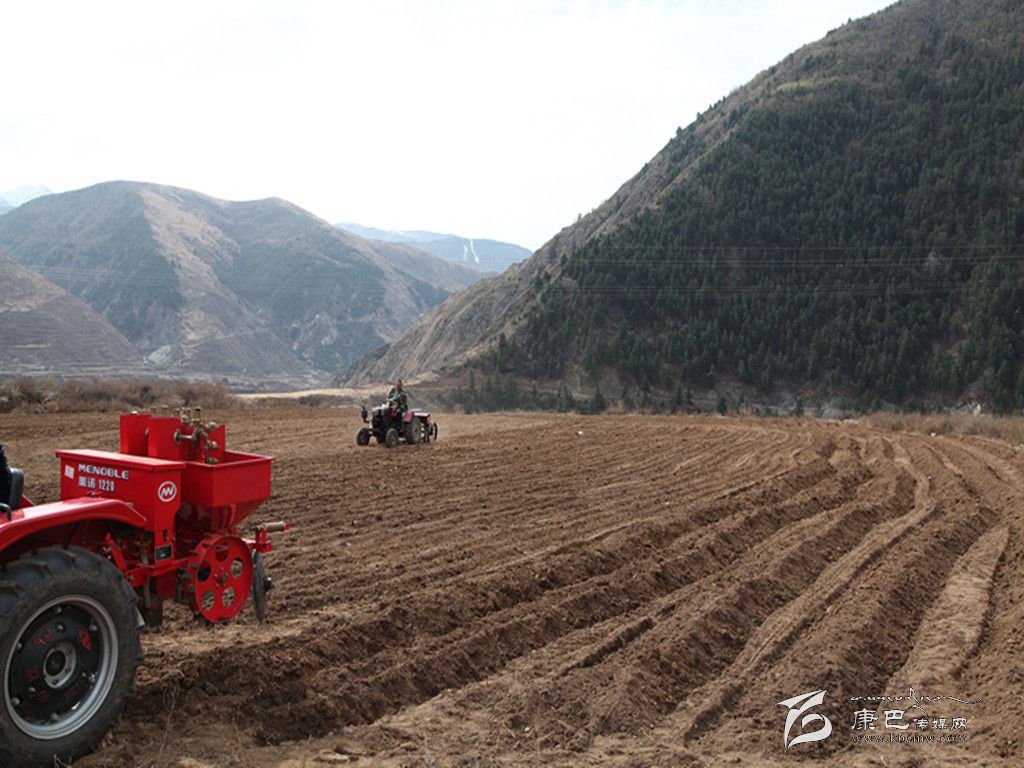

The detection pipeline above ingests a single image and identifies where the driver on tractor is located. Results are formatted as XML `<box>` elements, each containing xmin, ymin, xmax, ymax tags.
<box><xmin>0</xmin><ymin>444</ymin><xmax>11</xmax><ymax>509</ymax></box>
<box><xmin>387</xmin><ymin>379</ymin><xmax>408</xmax><ymax>421</ymax></box>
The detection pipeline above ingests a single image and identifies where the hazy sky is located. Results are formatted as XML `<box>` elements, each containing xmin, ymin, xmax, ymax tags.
<box><xmin>1</xmin><ymin>0</ymin><xmax>895</xmax><ymax>250</ymax></box>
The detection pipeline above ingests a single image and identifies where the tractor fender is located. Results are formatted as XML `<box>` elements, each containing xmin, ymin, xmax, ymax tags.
<box><xmin>0</xmin><ymin>496</ymin><xmax>146</xmax><ymax>553</ymax></box>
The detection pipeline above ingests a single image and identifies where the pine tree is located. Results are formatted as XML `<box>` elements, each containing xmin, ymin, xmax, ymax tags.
<box><xmin>716</xmin><ymin>394</ymin><xmax>728</xmax><ymax>415</ymax></box>
<box><xmin>672</xmin><ymin>384</ymin><xmax>684</xmax><ymax>414</ymax></box>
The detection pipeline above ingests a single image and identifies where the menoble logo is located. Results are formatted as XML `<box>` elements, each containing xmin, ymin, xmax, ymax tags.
<box><xmin>78</xmin><ymin>463</ymin><xmax>129</xmax><ymax>480</ymax></box>
<box><xmin>157</xmin><ymin>481</ymin><xmax>178</xmax><ymax>503</ymax></box>
<box><xmin>778</xmin><ymin>689</ymin><xmax>833</xmax><ymax>751</ymax></box>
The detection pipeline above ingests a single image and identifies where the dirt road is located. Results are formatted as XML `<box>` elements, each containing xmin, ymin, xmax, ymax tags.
<box><xmin>2</xmin><ymin>408</ymin><xmax>1021</xmax><ymax>766</ymax></box>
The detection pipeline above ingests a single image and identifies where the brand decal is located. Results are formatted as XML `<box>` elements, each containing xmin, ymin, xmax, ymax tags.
<box><xmin>78</xmin><ymin>463</ymin><xmax>129</xmax><ymax>480</ymax></box>
<box><xmin>157</xmin><ymin>481</ymin><xmax>178</xmax><ymax>503</ymax></box>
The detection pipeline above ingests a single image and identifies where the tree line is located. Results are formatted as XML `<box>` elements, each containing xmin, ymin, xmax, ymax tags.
<box><xmin>507</xmin><ymin>27</ymin><xmax>1024</xmax><ymax>411</ymax></box>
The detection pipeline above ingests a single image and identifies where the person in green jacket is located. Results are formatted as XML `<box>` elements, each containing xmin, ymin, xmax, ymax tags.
<box><xmin>387</xmin><ymin>379</ymin><xmax>408</xmax><ymax>420</ymax></box>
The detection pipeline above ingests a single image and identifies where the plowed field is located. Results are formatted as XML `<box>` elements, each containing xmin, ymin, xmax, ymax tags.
<box><xmin>2</xmin><ymin>408</ymin><xmax>1022</xmax><ymax>767</ymax></box>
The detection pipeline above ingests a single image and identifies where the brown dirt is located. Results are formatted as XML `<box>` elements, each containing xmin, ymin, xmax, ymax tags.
<box><xmin>1</xmin><ymin>408</ymin><xmax>1022</xmax><ymax>767</ymax></box>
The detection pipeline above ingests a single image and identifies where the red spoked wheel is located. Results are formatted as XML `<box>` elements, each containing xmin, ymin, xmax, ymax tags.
<box><xmin>186</xmin><ymin>535</ymin><xmax>253</xmax><ymax>623</ymax></box>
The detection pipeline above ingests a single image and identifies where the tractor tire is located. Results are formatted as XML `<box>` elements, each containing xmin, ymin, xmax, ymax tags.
<box><xmin>405</xmin><ymin>421</ymin><xmax>420</xmax><ymax>445</ymax></box>
<box><xmin>384</xmin><ymin>428</ymin><xmax>399</xmax><ymax>449</ymax></box>
<box><xmin>430</xmin><ymin>422</ymin><xmax>439</xmax><ymax>442</ymax></box>
<box><xmin>0</xmin><ymin>546</ymin><xmax>142</xmax><ymax>768</ymax></box>
<box><xmin>356</xmin><ymin>428</ymin><xmax>371</xmax><ymax>446</ymax></box>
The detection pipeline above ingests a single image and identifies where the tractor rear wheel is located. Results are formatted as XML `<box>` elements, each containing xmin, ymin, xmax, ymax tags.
<box><xmin>430</xmin><ymin>422</ymin><xmax>439</xmax><ymax>442</ymax></box>
<box><xmin>384</xmin><ymin>428</ymin><xmax>399</xmax><ymax>449</ymax></box>
<box><xmin>405</xmin><ymin>421</ymin><xmax>420</xmax><ymax>445</ymax></box>
<box><xmin>0</xmin><ymin>547</ymin><xmax>141</xmax><ymax>768</ymax></box>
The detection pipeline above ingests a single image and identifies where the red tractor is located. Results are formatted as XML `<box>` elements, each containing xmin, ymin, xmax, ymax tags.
<box><xmin>0</xmin><ymin>409</ymin><xmax>286</xmax><ymax>767</ymax></box>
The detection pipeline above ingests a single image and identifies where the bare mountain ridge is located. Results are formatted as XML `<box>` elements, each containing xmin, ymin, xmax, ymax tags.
<box><xmin>0</xmin><ymin>182</ymin><xmax>487</xmax><ymax>380</ymax></box>
<box><xmin>0</xmin><ymin>251</ymin><xmax>141</xmax><ymax>374</ymax></box>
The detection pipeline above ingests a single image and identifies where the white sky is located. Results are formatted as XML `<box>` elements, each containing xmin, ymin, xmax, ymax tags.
<box><xmin>1</xmin><ymin>0</ymin><xmax>894</xmax><ymax>250</ymax></box>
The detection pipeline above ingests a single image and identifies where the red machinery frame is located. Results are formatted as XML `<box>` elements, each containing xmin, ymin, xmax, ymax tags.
<box><xmin>0</xmin><ymin>409</ymin><xmax>286</xmax><ymax>624</ymax></box>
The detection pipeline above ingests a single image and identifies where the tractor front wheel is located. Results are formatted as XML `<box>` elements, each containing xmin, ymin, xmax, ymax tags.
<box><xmin>0</xmin><ymin>547</ymin><xmax>141</xmax><ymax>768</ymax></box>
<box><xmin>384</xmin><ymin>427</ymin><xmax>399</xmax><ymax>448</ymax></box>
<box><xmin>356</xmin><ymin>428</ymin><xmax>371</xmax><ymax>446</ymax></box>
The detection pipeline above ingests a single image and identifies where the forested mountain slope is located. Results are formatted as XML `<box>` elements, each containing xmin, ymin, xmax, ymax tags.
<box><xmin>343</xmin><ymin>0</ymin><xmax>1024</xmax><ymax>411</ymax></box>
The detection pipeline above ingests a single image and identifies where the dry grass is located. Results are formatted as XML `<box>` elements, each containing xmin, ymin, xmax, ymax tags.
<box><xmin>861</xmin><ymin>411</ymin><xmax>1024</xmax><ymax>446</ymax></box>
<box><xmin>0</xmin><ymin>377</ymin><xmax>235</xmax><ymax>413</ymax></box>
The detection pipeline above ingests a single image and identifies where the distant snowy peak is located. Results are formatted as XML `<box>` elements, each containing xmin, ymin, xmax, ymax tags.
<box><xmin>0</xmin><ymin>185</ymin><xmax>53</xmax><ymax>207</ymax></box>
<box><xmin>336</xmin><ymin>222</ymin><xmax>529</xmax><ymax>272</ymax></box>
<box><xmin>337</xmin><ymin>223</ymin><xmax>452</xmax><ymax>244</ymax></box>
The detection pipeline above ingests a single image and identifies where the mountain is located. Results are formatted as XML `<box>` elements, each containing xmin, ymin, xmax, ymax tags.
<box><xmin>0</xmin><ymin>186</ymin><xmax>52</xmax><ymax>207</ymax></box>
<box><xmin>0</xmin><ymin>200</ymin><xmax>12</xmax><ymax>215</ymax></box>
<box><xmin>337</xmin><ymin>223</ymin><xmax>530</xmax><ymax>272</ymax></box>
<box><xmin>342</xmin><ymin>0</ymin><xmax>1024</xmax><ymax>412</ymax></box>
<box><xmin>0</xmin><ymin>252</ymin><xmax>141</xmax><ymax>374</ymax></box>
<box><xmin>0</xmin><ymin>182</ymin><xmax>487</xmax><ymax>380</ymax></box>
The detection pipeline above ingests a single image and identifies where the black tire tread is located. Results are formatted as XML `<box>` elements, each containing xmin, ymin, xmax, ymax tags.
<box><xmin>0</xmin><ymin>546</ymin><xmax>141</xmax><ymax>768</ymax></box>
